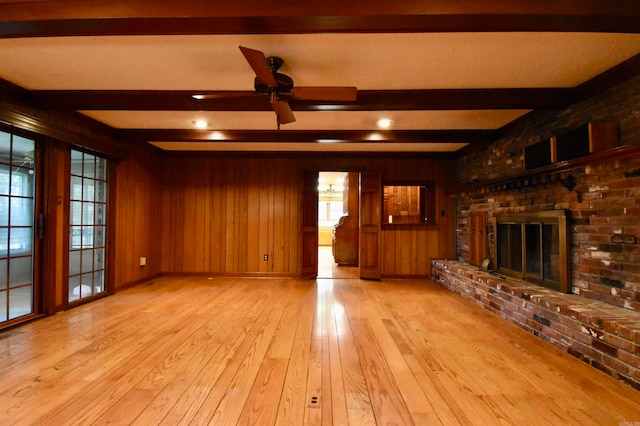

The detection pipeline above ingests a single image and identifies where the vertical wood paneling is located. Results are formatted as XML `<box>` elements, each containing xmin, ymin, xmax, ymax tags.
<box><xmin>159</xmin><ymin>155</ymin><xmax>454</xmax><ymax>277</ymax></box>
<box><xmin>248</xmin><ymin>158</ymin><xmax>262</xmax><ymax>272</ymax></box>
<box><xmin>209</xmin><ymin>159</ymin><xmax>226</xmax><ymax>272</ymax></box>
<box><xmin>112</xmin><ymin>143</ymin><xmax>163</xmax><ymax>288</ymax></box>
<box><xmin>301</xmin><ymin>171</ymin><xmax>318</xmax><ymax>278</ymax></box>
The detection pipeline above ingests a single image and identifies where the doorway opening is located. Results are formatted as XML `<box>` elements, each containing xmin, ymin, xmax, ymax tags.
<box><xmin>317</xmin><ymin>171</ymin><xmax>359</xmax><ymax>279</ymax></box>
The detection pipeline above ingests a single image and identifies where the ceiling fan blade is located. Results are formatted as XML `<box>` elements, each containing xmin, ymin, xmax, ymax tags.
<box><xmin>290</xmin><ymin>86</ymin><xmax>357</xmax><ymax>101</ymax></box>
<box><xmin>192</xmin><ymin>91</ymin><xmax>261</xmax><ymax>100</ymax></box>
<box><xmin>269</xmin><ymin>99</ymin><xmax>296</xmax><ymax>125</ymax></box>
<box><xmin>239</xmin><ymin>46</ymin><xmax>277</xmax><ymax>87</ymax></box>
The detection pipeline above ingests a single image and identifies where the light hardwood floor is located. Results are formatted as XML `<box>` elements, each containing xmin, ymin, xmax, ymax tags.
<box><xmin>1</xmin><ymin>275</ymin><xmax>639</xmax><ymax>425</ymax></box>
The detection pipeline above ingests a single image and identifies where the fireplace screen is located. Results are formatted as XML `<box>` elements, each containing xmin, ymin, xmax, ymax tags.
<box><xmin>492</xmin><ymin>210</ymin><xmax>569</xmax><ymax>292</ymax></box>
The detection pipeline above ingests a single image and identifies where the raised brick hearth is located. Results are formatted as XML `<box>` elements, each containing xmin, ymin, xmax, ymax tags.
<box><xmin>432</xmin><ymin>260</ymin><xmax>640</xmax><ymax>390</ymax></box>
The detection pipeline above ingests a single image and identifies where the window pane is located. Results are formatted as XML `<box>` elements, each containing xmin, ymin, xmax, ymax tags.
<box><xmin>93</xmin><ymin>271</ymin><xmax>104</xmax><ymax>293</ymax></box>
<box><xmin>70</xmin><ymin>176</ymin><xmax>83</xmax><ymax>200</ymax></box>
<box><xmin>81</xmin><ymin>226</ymin><xmax>93</xmax><ymax>247</ymax></box>
<box><xmin>9</xmin><ymin>227</ymin><xmax>32</xmax><ymax>255</ymax></box>
<box><xmin>70</xmin><ymin>201</ymin><xmax>83</xmax><ymax>225</ymax></box>
<box><xmin>82</xmin><ymin>177</ymin><xmax>94</xmax><ymax>201</ymax></box>
<box><xmin>0</xmin><ymin>172</ymin><xmax>9</xmax><ymax>196</ymax></box>
<box><xmin>95</xmin><ymin>204</ymin><xmax>107</xmax><ymax>225</ymax></box>
<box><xmin>0</xmin><ymin>259</ymin><xmax>6</xmax><ymax>290</ymax></box>
<box><xmin>83</xmin><ymin>248</ymin><xmax>94</xmax><ymax>271</ymax></box>
<box><xmin>0</xmin><ymin>131</ymin><xmax>10</xmax><ymax>159</ymax></box>
<box><xmin>95</xmin><ymin>159</ymin><xmax>107</xmax><ymax>181</ymax></box>
<box><xmin>69</xmin><ymin>250</ymin><xmax>81</xmax><ymax>276</ymax></box>
<box><xmin>82</xmin><ymin>202</ymin><xmax>94</xmax><ymax>225</ymax></box>
<box><xmin>9</xmin><ymin>256</ymin><xmax>32</xmax><ymax>287</ymax></box>
<box><xmin>11</xmin><ymin>136</ymin><xmax>35</xmax><ymax>166</ymax></box>
<box><xmin>70</xmin><ymin>226</ymin><xmax>82</xmax><ymax>249</ymax></box>
<box><xmin>69</xmin><ymin>275</ymin><xmax>81</xmax><ymax>301</ymax></box>
<box><xmin>0</xmin><ymin>291</ymin><xmax>6</xmax><ymax>321</ymax></box>
<box><xmin>81</xmin><ymin>272</ymin><xmax>93</xmax><ymax>290</ymax></box>
<box><xmin>94</xmin><ymin>247</ymin><xmax>105</xmax><ymax>269</ymax></box>
<box><xmin>95</xmin><ymin>181</ymin><xmax>107</xmax><ymax>203</ymax></box>
<box><xmin>70</xmin><ymin>150</ymin><xmax>83</xmax><ymax>175</ymax></box>
<box><xmin>0</xmin><ymin>228</ymin><xmax>7</xmax><ymax>256</ymax></box>
<box><xmin>0</xmin><ymin>196</ymin><xmax>8</xmax><ymax>225</ymax></box>
<box><xmin>10</xmin><ymin>197</ymin><xmax>33</xmax><ymax>226</ymax></box>
<box><xmin>93</xmin><ymin>226</ymin><xmax>106</xmax><ymax>248</ymax></box>
<box><xmin>9</xmin><ymin>286</ymin><xmax>32</xmax><ymax>320</ymax></box>
<box><xmin>84</xmin><ymin>155</ymin><xmax>96</xmax><ymax>178</ymax></box>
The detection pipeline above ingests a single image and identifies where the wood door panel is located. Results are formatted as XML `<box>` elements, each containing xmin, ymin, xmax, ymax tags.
<box><xmin>359</xmin><ymin>173</ymin><xmax>381</xmax><ymax>279</ymax></box>
<box><xmin>301</xmin><ymin>171</ymin><xmax>318</xmax><ymax>278</ymax></box>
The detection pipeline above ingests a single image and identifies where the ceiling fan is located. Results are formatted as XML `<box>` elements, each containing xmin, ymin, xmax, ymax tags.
<box><xmin>196</xmin><ymin>46</ymin><xmax>358</xmax><ymax>129</ymax></box>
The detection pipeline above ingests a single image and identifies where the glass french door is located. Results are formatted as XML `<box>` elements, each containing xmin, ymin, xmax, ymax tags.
<box><xmin>0</xmin><ymin>130</ymin><xmax>36</xmax><ymax>324</ymax></box>
<box><xmin>68</xmin><ymin>149</ymin><xmax>108</xmax><ymax>303</ymax></box>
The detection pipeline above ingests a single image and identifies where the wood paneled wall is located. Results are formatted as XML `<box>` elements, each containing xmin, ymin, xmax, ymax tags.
<box><xmin>158</xmin><ymin>154</ymin><xmax>456</xmax><ymax>277</ymax></box>
<box><xmin>111</xmin><ymin>143</ymin><xmax>164</xmax><ymax>289</ymax></box>
<box><xmin>160</xmin><ymin>156</ymin><xmax>302</xmax><ymax>275</ymax></box>
<box><xmin>381</xmin><ymin>226</ymin><xmax>441</xmax><ymax>277</ymax></box>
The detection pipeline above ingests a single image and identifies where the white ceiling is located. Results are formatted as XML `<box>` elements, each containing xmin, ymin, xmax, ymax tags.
<box><xmin>1</xmin><ymin>31</ymin><xmax>639</xmax><ymax>152</ymax></box>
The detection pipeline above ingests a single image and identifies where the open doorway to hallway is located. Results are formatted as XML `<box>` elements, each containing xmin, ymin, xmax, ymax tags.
<box><xmin>317</xmin><ymin>171</ymin><xmax>359</xmax><ymax>279</ymax></box>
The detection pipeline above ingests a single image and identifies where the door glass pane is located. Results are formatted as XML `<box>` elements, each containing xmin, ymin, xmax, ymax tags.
<box><xmin>525</xmin><ymin>223</ymin><xmax>541</xmax><ymax>277</ymax></box>
<box><xmin>68</xmin><ymin>149</ymin><xmax>108</xmax><ymax>303</ymax></box>
<box><xmin>0</xmin><ymin>131</ymin><xmax>36</xmax><ymax>324</ymax></box>
<box><xmin>543</xmin><ymin>223</ymin><xmax>561</xmax><ymax>282</ymax></box>
<box><xmin>9</xmin><ymin>286</ymin><xmax>32</xmax><ymax>320</ymax></box>
<box><xmin>10</xmin><ymin>198</ymin><xmax>33</xmax><ymax>226</ymax></box>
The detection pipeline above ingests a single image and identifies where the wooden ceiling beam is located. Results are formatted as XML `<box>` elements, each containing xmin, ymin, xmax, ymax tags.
<box><xmin>1</xmin><ymin>1</ymin><xmax>639</xmax><ymax>38</ymax></box>
<box><xmin>120</xmin><ymin>129</ymin><xmax>498</xmax><ymax>144</ymax></box>
<box><xmin>28</xmin><ymin>88</ymin><xmax>574</xmax><ymax>111</ymax></box>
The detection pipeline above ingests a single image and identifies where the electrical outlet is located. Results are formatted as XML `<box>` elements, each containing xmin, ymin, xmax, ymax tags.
<box><xmin>263</xmin><ymin>254</ymin><xmax>268</xmax><ymax>261</ymax></box>
<box><xmin>140</xmin><ymin>256</ymin><xmax>147</xmax><ymax>266</ymax></box>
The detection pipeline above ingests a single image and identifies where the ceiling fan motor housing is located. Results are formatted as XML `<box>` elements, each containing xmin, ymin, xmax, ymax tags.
<box><xmin>254</xmin><ymin>73</ymin><xmax>293</xmax><ymax>94</ymax></box>
<box><xmin>254</xmin><ymin>56</ymin><xmax>294</xmax><ymax>94</ymax></box>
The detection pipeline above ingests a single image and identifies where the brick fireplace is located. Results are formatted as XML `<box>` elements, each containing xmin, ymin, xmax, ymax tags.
<box><xmin>443</xmin><ymin>73</ymin><xmax>640</xmax><ymax>387</ymax></box>
<box><xmin>431</xmin><ymin>260</ymin><xmax>640</xmax><ymax>390</ymax></box>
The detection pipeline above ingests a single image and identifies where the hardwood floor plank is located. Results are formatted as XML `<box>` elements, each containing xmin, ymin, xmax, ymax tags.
<box><xmin>31</xmin><ymin>279</ymin><xmax>248</xmax><ymax>425</ymax></box>
<box><xmin>87</xmin><ymin>280</ymin><xmax>254</xmax><ymax>425</ymax></box>
<box><xmin>0</xmin><ymin>276</ymin><xmax>638</xmax><ymax>425</ymax></box>
<box><xmin>349</xmin><ymin>318</ymin><xmax>415</xmax><ymax>425</ymax></box>
<box><xmin>326</xmin><ymin>281</ymin><xmax>350</xmax><ymax>426</ymax></box>
<box><xmin>332</xmin><ymin>281</ymin><xmax>377</xmax><ymax>425</ymax></box>
<box><xmin>237</xmin><ymin>358</ymin><xmax>289</xmax><ymax>426</ymax></box>
<box><xmin>0</xmin><ymin>278</ymin><xmax>220</xmax><ymax>425</ymax></box>
<box><xmin>209</xmin><ymin>283</ymin><xmax>294</xmax><ymax>425</ymax></box>
<box><xmin>275</xmin><ymin>284</ymin><xmax>316</xmax><ymax>425</ymax></box>
<box><xmin>163</xmin><ymin>282</ymin><xmax>282</xmax><ymax>425</ymax></box>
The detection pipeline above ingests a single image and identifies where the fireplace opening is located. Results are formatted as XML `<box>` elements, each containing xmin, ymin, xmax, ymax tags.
<box><xmin>491</xmin><ymin>210</ymin><xmax>570</xmax><ymax>293</ymax></box>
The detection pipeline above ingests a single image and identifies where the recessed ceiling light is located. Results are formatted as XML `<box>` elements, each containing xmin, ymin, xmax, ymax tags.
<box><xmin>377</xmin><ymin>118</ymin><xmax>393</xmax><ymax>129</ymax></box>
<box><xmin>194</xmin><ymin>120</ymin><xmax>208</xmax><ymax>129</ymax></box>
<box><xmin>192</xmin><ymin>94</ymin><xmax>206</xmax><ymax>100</ymax></box>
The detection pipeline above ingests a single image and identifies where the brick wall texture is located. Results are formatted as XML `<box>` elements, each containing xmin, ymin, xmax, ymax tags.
<box><xmin>431</xmin><ymin>260</ymin><xmax>640</xmax><ymax>390</ymax></box>
<box><xmin>456</xmin><ymin>73</ymin><xmax>640</xmax><ymax>311</ymax></box>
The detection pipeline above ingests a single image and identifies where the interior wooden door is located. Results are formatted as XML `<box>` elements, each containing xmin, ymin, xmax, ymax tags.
<box><xmin>301</xmin><ymin>171</ymin><xmax>318</xmax><ymax>278</ymax></box>
<box><xmin>359</xmin><ymin>173</ymin><xmax>381</xmax><ymax>279</ymax></box>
